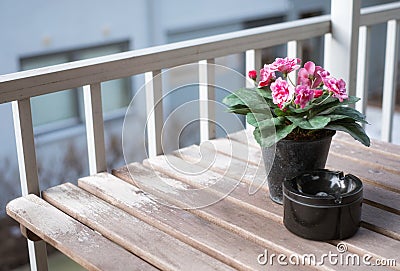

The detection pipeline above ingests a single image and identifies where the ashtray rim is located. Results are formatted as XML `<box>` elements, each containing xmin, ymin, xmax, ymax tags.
<box><xmin>283</xmin><ymin>169</ymin><xmax>363</xmax><ymax>206</ymax></box>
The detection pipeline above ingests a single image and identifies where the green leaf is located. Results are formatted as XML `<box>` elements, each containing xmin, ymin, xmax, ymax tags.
<box><xmin>226</xmin><ymin>105</ymin><xmax>251</xmax><ymax>115</ymax></box>
<box><xmin>256</xmin><ymin>88</ymin><xmax>273</xmax><ymax>100</ymax></box>
<box><xmin>286</xmin><ymin>115</ymin><xmax>331</xmax><ymax>130</ymax></box>
<box><xmin>314</xmin><ymin>96</ymin><xmax>360</xmax><ymax>115</ymax></box>
<box><xmin>222</xmin><ymin>88</ymin><xmax>269</xmax><ymax>109</ymax></box>
<box><xmin>323</xmin><ymin>106</ymin><xmax>368</xmax><ymax>123</ymax></box>
<box><xmin>253</xmin><ymin>124</ymin><xmax>296</xmax><ymax>147</ymax></box>
<box><xmin>274</xmin><ymin>108</ymin><xmax>287</xmax><ymax>116</ymax></box>
<box><xmin>247</xmin><ymin>113</ymin><xmax>269</xmax><ymax>126</ymax></box>
<box><xmin>325</xmin><ymin>121</ymin><xmax>370</xmax><ymax>146</ymax></box>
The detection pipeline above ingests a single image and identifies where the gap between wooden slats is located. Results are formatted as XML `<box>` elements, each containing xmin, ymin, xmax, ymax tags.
<box><xmin>199</xmin><ymin>59</ymin><xmax>216</xmax><ymax>142</ymax></box>
<box><xmin>145</xmin><ymin>70</ymin><xmax>163</xmax><ymax>157</ymax></box>
<box><xmin>381</xmin><ymin>20</ymin><xmax>399</xmax><ymax>142</ymax></box>
<box><xmin>12</xmin><ymin>99</ymin><xmax>48</xmax><ymax>271</ymax></box>
<box><xmin>83</xmin><ymin>83</ymin><xmax>107</xmax><ymax>174</ymax></box>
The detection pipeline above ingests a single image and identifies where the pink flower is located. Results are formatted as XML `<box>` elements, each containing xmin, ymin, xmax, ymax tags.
<box><xmin>294</xmin><ymin>85</ymin><xmax>314</xmax><ymax>109</ymax></box>
<box><xmin>258</xmin><ymin>64</ymin><xmax>276</xmax><ymax>88</ymax></box>
<box><xmin>248</xmin><ymin>70</ymin><xmax>257</xmax><ymax>80</ymax></box>
<box><xmin>314</xmin><ymin>89</ymin><xmax>324</xmax><ymax>98</ymax></box>
<box><xmin>270</xmin><ymin>57</ymin><xmax>301</xmax><ymax>74</ymax></box>
<box><xmin>297</xmin><ymin>61</ymin><xmax>326</xmax><ymax>88</ymax></box>
<box><xmin>270</xmin><ymin>78</ymin><xmax>294</xmax><ymax>108</ymax></box>
<box><xmin>323</xmin><ymin>77</ymin><xmax>348</xmax><ymax>102</ymax></box>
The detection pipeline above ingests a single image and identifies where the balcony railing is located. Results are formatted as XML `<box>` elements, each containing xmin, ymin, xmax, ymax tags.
<box><xmin>0</xmin><ymin>0</ymin><xmax>399</xmax><ymax>270</ymax></box>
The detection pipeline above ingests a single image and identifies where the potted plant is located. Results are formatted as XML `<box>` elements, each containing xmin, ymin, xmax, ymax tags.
<box><xmin>222</xmin><ymin>57</ymin><xmax>370</xmax><ymax>204</ymax></box>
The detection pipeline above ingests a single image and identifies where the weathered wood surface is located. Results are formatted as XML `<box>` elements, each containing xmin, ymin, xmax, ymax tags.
<box><xmin>81</xmin><ymin>170</ymin><xmax>305</xmax><ymax>271</ymax></box>
<box><xmin>96</xmin><ymin>167</ymin><xmax>355</xmax><ymax>271</ymax></box>
<box><xmin>228</xmin><ymin>131</ymin><xmax>400</xmax><ymax>239</ymax></box>
<box><xmin>6</xmin><ymin>195</ymin><xmax>157</xmax><ymax>271</ymax></box>
<box><xmin>7</xmin><ymin>129</ymin><xmax>400</xmax><ymax>270</ymax></box>
<box><xmin>43</xmin><ymin>182</ymin><xmax>233</xmax><ymax>271</ymax></box>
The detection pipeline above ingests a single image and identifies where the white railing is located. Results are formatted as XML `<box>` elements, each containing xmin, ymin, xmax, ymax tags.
<box><xmin>0</xmin><ymin>0</ymin><xmax>399</xmax><ymax>270</ymax></box>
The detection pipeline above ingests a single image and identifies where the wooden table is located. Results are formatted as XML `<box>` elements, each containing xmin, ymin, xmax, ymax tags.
<box><xmin>7</xmin><ymin>130</ymin><xmax>400</xmax><ymax>270</ymax></box>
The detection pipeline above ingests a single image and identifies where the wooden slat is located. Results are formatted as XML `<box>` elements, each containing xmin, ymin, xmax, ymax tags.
<box><xmin>227</xmin><ymin>129</ymin><xmax>259</xmax><ymax>148</ymax></box>
<box><xmin>329</xmin><ymin>228</ymin><xmax>400</xmax><ymax>269</ymax></box>
<box><xmin>210</xmin><ymin>133</ymin><xmax>400</xmax><ymax>239</ymax></box>
<box><xmin>145</xmin><ymin>70</ymin><xmax>163</xmax><ymax>157</ymax></box>
<box><xmin>327</xmin><ymin>152</ymin><xmax>400</xmax><ymax>193</ymax></box>
<box><xmin>228</xmin><ymin>130</ymin><xmax>400</xmax><ymax>193</ymax></box>
<box><xmin>330</xmin><ymin>140</ymin><xmax>400</xmax><ymax>175</ymax></box>
<box><xmin>105</xmin><ymin>169</ymin><xmax>348</xmax><ymax>270</ymax></box>
<box><xmin>6</xmin><ymin>195</ymin><xmax>156</xmax><ymax>271</ymax></box>
<box><xmin>144</xmin><ymin>154</ymin><xmax>281</xmax><ymax>221</ymax></box>
<box><xmin>43</xmin><ymin>183</ymin><xmax>232</xmax><ymax>271</ymax></box>
<box><xmin>381</xmin><ymin>19</ymin><xmax>399</xmax><ymax>142</ymax></box>
<box><xmin>174</xmin><ymin>144</ymin><xmax>268</xmax><ymax>195</ymax></box>
<box><xmin>83</xmin><ymin>83</ymin><xmax>107</xmax><ymax>174</ymax></box>
<box><xmin>81</xmin><ymin>170</ymin><xmax>304</xmax><ymax>271</ymax></box>
<box><xmin>11</xmin><ymin>99</ymin><xmax>48</xmax><ymax>271</ymax></box>
<box><xmin>0</xmin><ymin>16</ymin><xmax>330</xmax><ymax>103</ymax></box>
<box><xmin>362</xmin><ymin>205</ymin><xmax>400</xmax><ymax>240</ymax></box>
<box><xmin>199</xmin><ymin>59</ymin><xmax>216</xmax><ymax>142</ymax></box>
<box><xmin>334</xmin><ymin>131</ymin><xmax>400</xmax><ymax>156</ymax></box>
<box><xmin>162</xmin><ymin>152</ymin><xmax>400</xmax><ymax>265</ymax></box>
<box><xmin>113</xmin><ymin>166</ymin><xmax>400</xmax><ymax>269</ymax></box>
<box><xmin>115</xmin><ymin>164</ymin><xmax>394</xmax><ymax>270</ymax></box>
<box><xmin>187</xmin><ymin>139</ymin><xmax>400</xmax><ymax>216</ymax></box>
<box><xmin>362</xmin><ymin>186</ymin><xmax>400</xmax><ymax>216</ymax></box>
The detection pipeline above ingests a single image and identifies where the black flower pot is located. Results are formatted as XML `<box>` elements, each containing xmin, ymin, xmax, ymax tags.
<box><xmin>262</xmin><ymin>131</ymin><xmax>334</xmax><ymax>204</ymax></box>
<box><xmin>283</xmin><ymin>170</ymin><xmax>363</xmax><ymax>240</ymax></box>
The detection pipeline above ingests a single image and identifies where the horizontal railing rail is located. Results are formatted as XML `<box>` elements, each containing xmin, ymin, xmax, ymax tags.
<box><xmin>0</xmin><ymin>15</ymin><xmax>331</xmax><ymax>104</ymax></box>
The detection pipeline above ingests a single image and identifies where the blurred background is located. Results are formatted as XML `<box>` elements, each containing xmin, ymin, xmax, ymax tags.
<box><xmin>0</xmin><ymin>0</ymin><xmax>399</xmax><ymax>269</ymax></box>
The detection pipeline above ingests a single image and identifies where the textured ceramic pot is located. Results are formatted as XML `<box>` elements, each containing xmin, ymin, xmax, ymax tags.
<box><xmin>262</xmin><ymin>131</ymin><xmax>335</xmax><ymax>204</ymax></box>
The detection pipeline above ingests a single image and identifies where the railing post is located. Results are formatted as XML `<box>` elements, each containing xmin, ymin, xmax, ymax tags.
<box><xmin>199</xmin><ymin>59</ymin><xmax>216</xmax><ymax>142</ymax></box>
<box><xmin>325</xmin><ymin>0</ymin><xmax>361</xmax><ymax>98</ymax></box>
<box><xmin>12</xmin><ymin>99</ymin><xmax>48</xmax><ymax>271</ymax></box>
<box><xmin>356</xmin><ymin>25</ymin><xmax>371</xmax><ymax>120</ymax></box>
<box><xmin>381</xmin><ymin>20</ymin><xmax>399</xmax><ymax>142</ymax></box>
<box><xmin>145</xmin><ymin>70</ymin><xmax>163</xmax><ymax>157</ymax></box>
<box><xmin>287</xmin><ymin>40</ymin><xmax>303</xmax><ymax>84</ymax></box>
<box><xmin>245</xmin><ymin>49</ymin><xmax>262</xmax><ymax>132</ymax></box>
<box><xmin>83</xmin><ymin>83</ymin><xmax>107</xmax><ymax>174</ymax></box>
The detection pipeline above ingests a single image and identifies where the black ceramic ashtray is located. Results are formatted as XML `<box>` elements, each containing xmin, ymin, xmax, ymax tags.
<box><xmin>283</xmin><ymin>169</ymin><xmax>363</xmax><ymax>241</ymax></box>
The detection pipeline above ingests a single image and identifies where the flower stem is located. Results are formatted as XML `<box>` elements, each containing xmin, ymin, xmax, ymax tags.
<box><xmin>313</xmin><ymin>93</ymin><xmax>332</xmax><ymax>106</ymax></box>
<box><xmin>287</xmin><ymin>74</ymin><xmax>296</xmax><ymax>87</ymax></box>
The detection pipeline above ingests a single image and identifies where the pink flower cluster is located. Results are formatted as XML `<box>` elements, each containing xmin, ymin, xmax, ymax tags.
<box><xmin>248</xmin><ymin>57</ymin><xmax>348</xmax><ymax>109</ymax></box>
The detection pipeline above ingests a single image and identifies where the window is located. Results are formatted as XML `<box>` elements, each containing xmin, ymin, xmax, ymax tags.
<box><xmin>20</xmin><ymin>41</ymin><xmax>131</xmax><ymax>128</ymax></box>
